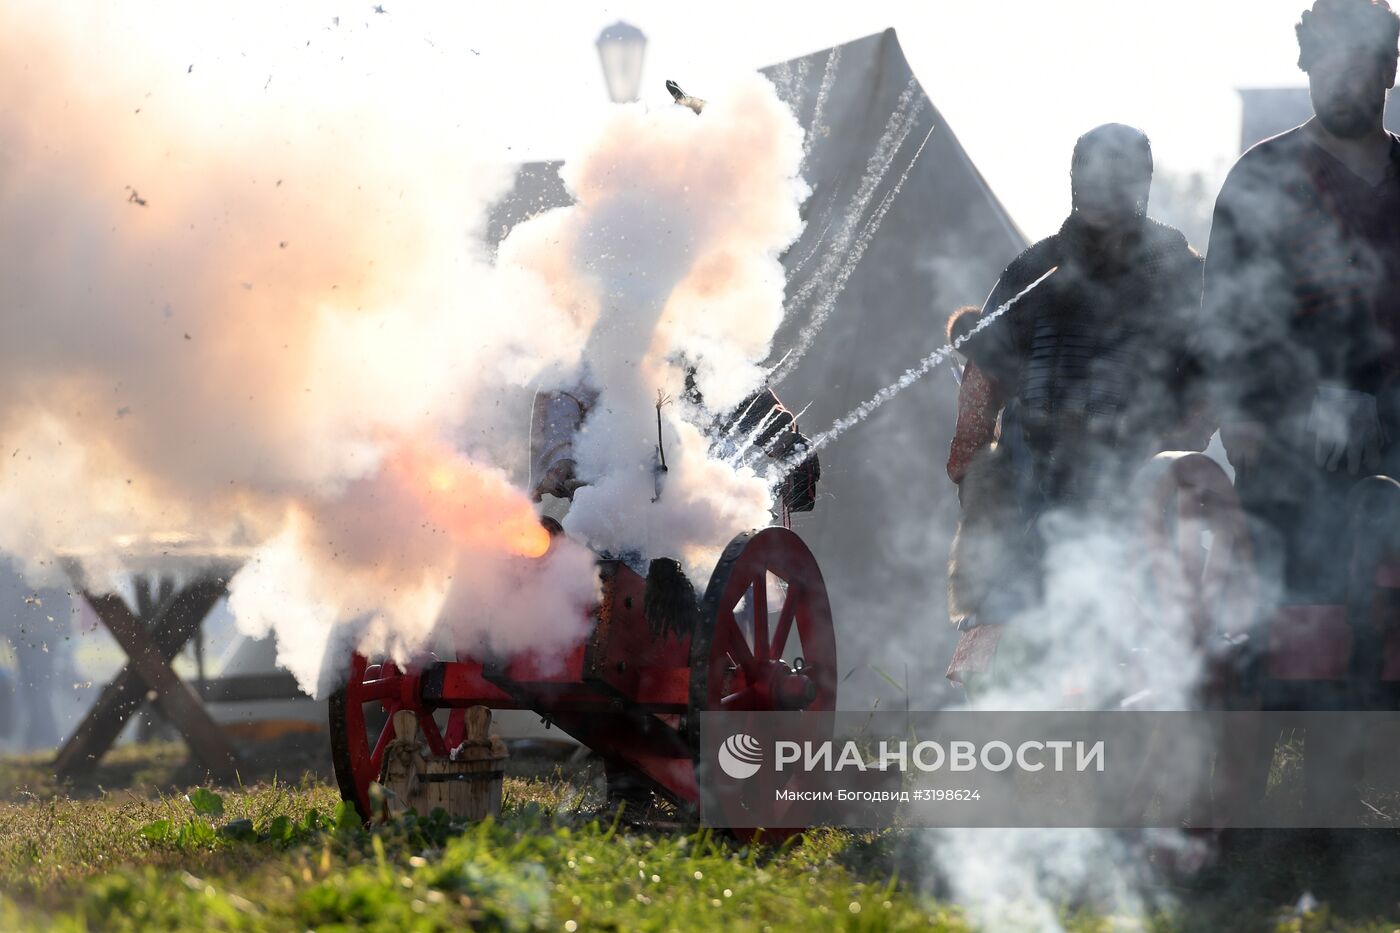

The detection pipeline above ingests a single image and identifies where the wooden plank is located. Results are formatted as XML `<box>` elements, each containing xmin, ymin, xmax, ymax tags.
<box><xmin>628</xmin><ymin>670</ymin><xmax>691</xmax><ymax>710</ymax></box>
<box><xmin>93</xmin><ymin>592</ymin><xmax>241</xmax><ymax>778</ymax></box>
<box><xmin>196</xmin><ymin>672</ymin><xmax>305</xmax><ymax>704</ymax></box>
<box><xmin>53</xmin><ymin>577</ymin><xmax>226</xmax><ymax>776</ymax></box>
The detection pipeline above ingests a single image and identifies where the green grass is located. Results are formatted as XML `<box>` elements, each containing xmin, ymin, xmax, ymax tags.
<box><xmin>0</xmin><ymin>777</ymin><xmax>966</xmax><ymax>932</ymax></box>
<box><xmin>1</xmin><ymin>744</ymin><xmax>1399</xmax><ymax>932</ymax></box>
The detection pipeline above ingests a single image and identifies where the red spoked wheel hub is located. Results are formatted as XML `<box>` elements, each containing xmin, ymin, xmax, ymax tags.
<box><xmin>691</xmin><ymin>527</ymin><xmax>837</xmax><ymax>720</ymax></box>
<box><xmin>328</xmin><ymin>653</ymin><xmax>465</xmax><ymax>820</ymax></box>
<box><xmin>690</xmin><ymin>527</ymin><xmax>838</xmax><ymax>840</ymax></box>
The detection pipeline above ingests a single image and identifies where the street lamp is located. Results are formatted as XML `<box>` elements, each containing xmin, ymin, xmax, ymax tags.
<box><xmin>595</xmin><ymin>21</ymin><xmax>647</xmax><ymax>103</ymax></box>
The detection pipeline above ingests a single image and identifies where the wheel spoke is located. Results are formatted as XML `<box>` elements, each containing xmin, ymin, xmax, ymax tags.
<box><xmin>750</xmin><ymin>575</ymin><xmax>769</xmax><ymax>662</ymax></box>
<box><xmin>716</xmin><ymin>607</ymin><xmax>756</xmax><ymax>674</ymax></box>
<box><xmin>721</xmin><ymin>687</ymin><xmax>756</xmax><ymax>710</ymax></box>
<box><xmin>368</xmin><ymin>702</ymin><xmax>400</xmax><ymax>777</ymax></box>
<box><xmin>418</xmin><ymin>710</ymin><xmax>448</xmax><ymax>757</ymax></box>
<box><xmin>443</xmin><ymin>708</ymin><xmax>466</xmax><ymax>749</ymax></box>
<box><xmin>348</xmin><ymin>654</ymin><xmax>368</xmax><ymax>683</ymax></box>
<box><xmin>354</xmin><ymin>677</ymin><xmax>401</xmax><ymax>702</ymax></box>
<box><xmin>770</xmin><ymin>583</ymin><xmax>799</xmax><ymax>661</ymax></box>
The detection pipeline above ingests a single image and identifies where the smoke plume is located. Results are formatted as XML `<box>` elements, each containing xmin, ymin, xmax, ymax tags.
<box><xmin>518</xmin><ymin>77</ymin><xmax>809</xmax><ymax>573</ymax></box>
<box><xmin>0</xmin><ymin>8</ymin><xmax>807</xmax><ymax>694</ymax></box>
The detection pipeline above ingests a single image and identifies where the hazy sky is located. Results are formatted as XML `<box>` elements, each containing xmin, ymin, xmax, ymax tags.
<box><xmin>421</xmin><ymin>0</ymin><xmax>1317</xmax><ymax>239</ymax></box>
<box><xmin>76</xmin><ymin>1</ymin><xmax>1324</xmax><ymax>240</ymax></box>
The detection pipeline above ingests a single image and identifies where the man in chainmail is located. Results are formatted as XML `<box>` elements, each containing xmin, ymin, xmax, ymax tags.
<box><xmin>946</xmin><ymin>123</ymin><xmax>1207</xmax><ymax>689</ymax></box>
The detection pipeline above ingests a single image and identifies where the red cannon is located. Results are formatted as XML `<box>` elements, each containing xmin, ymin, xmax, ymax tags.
<box><xmin>1139</xmin><ymin>452</ymin><xmax>1400</xmax><ymax>705</ymax></box>
<box><xmin>1137</xmin><ymin>454</ymin><xmax>1400</xmax><ymax>824</ymax></box>
<box><xmin>328</xmin><ymin>525</ymin><xmax>836</xmax><ymax>829</ymax></box>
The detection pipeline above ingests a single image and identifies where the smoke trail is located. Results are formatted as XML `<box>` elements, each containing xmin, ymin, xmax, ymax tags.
<box><xmin>772</xmin><ymin>266</ymin><xmax>1058</xmax><ymax>478</ymax></box>
<box><xmin>769</xmin><ymin>123</ymin><xmax>938</xmax><ymax>386</ymax></box>
<box><xmin>725</xmin><ymin>406</ymin><xmax>789</xmax><ymax>468</ymax></box>
<box><xmin>770</xmin><ymin>57</ymin><xmax>812</xmax><ymax>116</ymax></box>
<box><xmin>779</xmin><ymin>78</ymin><xmax>922</xmax><ymax>319</ymax></box>
<box><xmin>801</xmin><ymin>46</ymin><xmax>842</xmax><ymax>164</ymax></box>
<box><xmin>769</xmin><ymin>62</ymin><xmax>793</xmax><ymax>104</ymax></box>
<box><xmin>857</xmin><ymin>125</ymin><xmax>934</xmax><ymax>245</ymax></box>
<box><xmin>792</xmin><ymin>57</ymin><xmax>812</xmax><ymax>111</ymax></box>
<box><xmin>787</xmin><ymin>215</ymin><xmax>834</xmax><ymax>276</ymax></box>
<box><xmin>767</xmin><ymin>86</ymin><xmax>929</xmax><ymax>381</ymax></box>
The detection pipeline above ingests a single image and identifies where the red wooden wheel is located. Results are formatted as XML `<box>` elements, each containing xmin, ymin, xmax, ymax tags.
<box><xmin>1137</xmin><ymin>452</ymin><xmax>1258</xmax><ymax>704</ymax></box>
<box><xmin>1139</xmin><ymin>453</ymin><xmax>1257</xmax><ymax>645</ymax></box>
<box><xmin>328</xmin><ymin>653</ymin><xmax>450</xmax><ymax>820</ymax></box>
<box><xmin>689</xmin><ymin>527</ymin><xmax>837</xmax><ymax>721</ymax></box>
<box><xmin>689</xmin><ymin>527</ymin><xmax>837</xmax><ymax>838</ymax></box>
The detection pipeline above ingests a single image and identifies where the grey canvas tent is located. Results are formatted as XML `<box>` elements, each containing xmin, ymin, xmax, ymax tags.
<box><xmin>759</xmin><ymin>29</ymin><xmax>1025</xmax><ymax>706</ymax></box>
<box><xmin>493</xmin><ymin>28</ymin><xmax>1027</xmax><ymax>708</ymax></box>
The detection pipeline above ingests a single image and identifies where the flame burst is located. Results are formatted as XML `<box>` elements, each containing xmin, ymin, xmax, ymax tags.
<box><xmin>390</xmin><ymin>439</ymin><xmax>551</xmax><ymax>560</ymax></box>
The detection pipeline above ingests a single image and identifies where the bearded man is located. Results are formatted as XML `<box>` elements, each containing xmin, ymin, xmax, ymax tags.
<box><xmin>1203</xmin><ymin>0</ymin><xmax>1400</xmax><ymax>608</ymax></box>
<box><xmin>1199</xmin><ymin>0</ymin><xmax>1400</xmax><ymax>823</ymax></box>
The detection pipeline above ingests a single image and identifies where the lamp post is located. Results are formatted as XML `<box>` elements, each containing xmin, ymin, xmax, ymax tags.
<box><xmin>595</xmin><ymin>21</ymin><xmax>647</xmax><ymax>103</ymax></box>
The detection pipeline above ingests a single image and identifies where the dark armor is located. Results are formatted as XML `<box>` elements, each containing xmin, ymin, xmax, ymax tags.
<box><xmin>971</xmin><ymin>215</ymin><xmax>1205</xmax><ymax>505</ymax></box>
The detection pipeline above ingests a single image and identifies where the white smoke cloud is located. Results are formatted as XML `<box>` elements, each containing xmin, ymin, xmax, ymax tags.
<box><xmin>0</xmin><ymin>7</ymin><xmax>810</xmax><ymax>695</ymax></box>
<box><xmin>517</xmin><ymin>77</ymin><xmax>810</xmax><ymax>573</ymax></box>
<box><xmin>922</xmin><ymin>827</ymin><xmax>1170</xmax><ymax>933</ymax></box>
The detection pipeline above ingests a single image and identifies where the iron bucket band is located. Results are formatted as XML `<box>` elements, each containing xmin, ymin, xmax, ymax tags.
<box><xmin>418</xmin><ymin>769</ymin><xmax>505</xmax><ymax>783</ymax></box>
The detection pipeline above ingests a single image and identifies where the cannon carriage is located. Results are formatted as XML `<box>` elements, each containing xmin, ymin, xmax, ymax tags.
<box><xmin>950</xmin><ymin>449</ymin><xmax>1400</xmax><ymax>712</ymax></box>
<box><xmin>1136</xmin><ymin>453</ymin><xmax>1400</xmax><ymax>821</ymax></box>
<box><xmin>328</xmin><ymin>524</ymin><xmax>836</xmax><ymax>832</ymax></box>
<box><xmin>1139</xmin><ymin>452</ymin><xmax>1400</xmax><ymax>708</ymax></box>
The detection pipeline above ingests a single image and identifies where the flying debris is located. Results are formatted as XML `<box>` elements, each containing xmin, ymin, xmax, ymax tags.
<box><xmin>125</xmin><ymin>187</ymin><xmax>147</xmax><ymax>207</ymax></box>
<box><xmin>665</xmin><ymin>80</ymin><xmax>706</xmax><ymax>115</ymax></box>
<box><xmin>372</xmin><ymin>5</ymin><xmax>387</xmax><ymax>13</ymax></box>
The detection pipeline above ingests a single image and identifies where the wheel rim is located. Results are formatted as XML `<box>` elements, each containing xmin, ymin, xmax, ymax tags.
<box><xmin>1139</xmin><ymin>453</ymin><xmax>1256</xmax><ymax>644</ymax></box>
<box><xmin>328</xmin><ymin>653</ymin><xmax>448</xmax><ymax>820</ymax></box>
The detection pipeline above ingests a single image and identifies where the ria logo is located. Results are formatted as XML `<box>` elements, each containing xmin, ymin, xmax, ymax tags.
<box><xmin>718</xmin><ymin>733</ymin><xmax>764</xmax><ymax>780</ymax></box>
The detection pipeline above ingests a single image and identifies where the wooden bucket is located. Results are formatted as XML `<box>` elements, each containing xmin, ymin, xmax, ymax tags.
<box><xmin>376</xmin><ymin>706</ymin><xmax>508</xmax><ymax>822</ymax></box>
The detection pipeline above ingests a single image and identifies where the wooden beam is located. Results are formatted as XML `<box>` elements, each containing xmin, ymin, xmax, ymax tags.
<box><xmin>90</xmin><ymin>590</ymin><xmax>241</xmax><ymax>779</ymax></box>
<box><xmin>53</xmin><ymin>577</ymin><xmax>227</xmax><ymax>776</ymax></box>
<box><xmin>196</xmin><ymin>672</ymin><xmax>305</xmax><ymax>704</ymax></box>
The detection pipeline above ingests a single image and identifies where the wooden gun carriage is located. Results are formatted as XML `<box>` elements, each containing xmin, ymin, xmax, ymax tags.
<box><xmin>329</xmin><ymin>526</ymin><xmax>836</xmax><ymax>833</ymax></box>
